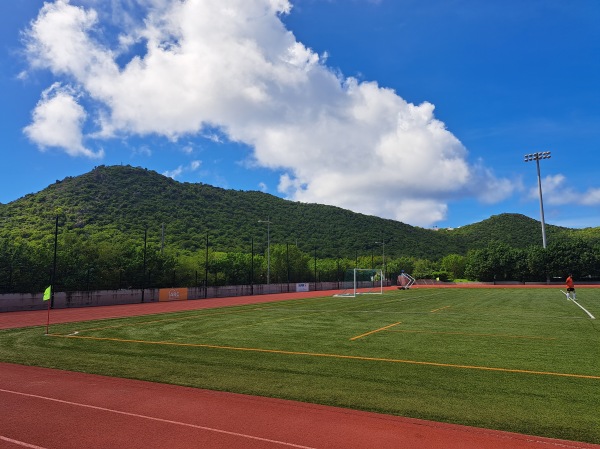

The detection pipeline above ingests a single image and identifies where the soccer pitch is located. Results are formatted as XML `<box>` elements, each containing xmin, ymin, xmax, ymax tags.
<box><xmin>1</xmin><ymin>288</ymin><xmax>599</xmax><ymax>443</ymax></box>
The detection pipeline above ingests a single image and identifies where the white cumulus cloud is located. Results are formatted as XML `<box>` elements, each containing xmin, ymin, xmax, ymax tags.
<box><xmin>534</xmin><ymin>174</ymin><xmax>600</xmax><ymax>207</ymax></box>
<box><xmin>22</xmin><ymin>0</ymin><xmax>513</xmax><ymax>226</ymax></box>
<box><xmin>23</xmin><ymin>83</ymin><xmax>103</xmax><ymax>158</ymax></box>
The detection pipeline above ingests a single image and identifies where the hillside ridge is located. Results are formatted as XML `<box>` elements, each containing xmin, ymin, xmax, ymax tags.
<box><xmin>0</xmin><ymin>165</ymin><xmax>596</xmax><ymax>259</ymax></box>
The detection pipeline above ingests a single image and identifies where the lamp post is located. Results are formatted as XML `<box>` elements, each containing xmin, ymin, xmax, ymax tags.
<box><xmin>375</xmin><ymin>239</ymin><xmax>385</xmax><ymax>279</ymax></box>
<box><xmin>141</xmin><ymin>226</ymin><xmax>147</xmax><ymax>303</ymax></box>
<box><xmin>258</xmin><ymin>218</ymin><xmax>271</xmax><ymax>284</ymax></box>
<box><xmin>524</xmin><ymin>151</ymin><xmax>551</xmax><ymax>248</ymax></box>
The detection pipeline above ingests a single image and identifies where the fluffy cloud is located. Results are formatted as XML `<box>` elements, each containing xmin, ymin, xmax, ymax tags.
<box><xmin>23</xmin><ymin>0</ymin><xmax>512</xmax><ymax>226</ymax></box>
<box><xmin>23</xmin><ymin>83</ymin><xmax>103</xmax><ymax>158</ymax></box>
<box><xmin>533</xmin><ymin>174</ymin><xmax>600</xmax><ymax>207</ymax></box>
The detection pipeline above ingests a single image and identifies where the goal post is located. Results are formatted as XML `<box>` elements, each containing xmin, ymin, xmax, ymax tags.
<box><xmin>333</xmin><ymin>268</ymin><xmax>384</xmax><ymax>297</ymax></box>
<box><xmin>397</xmin><ymin>271</ymin><xmax>416</xmax><ymax>290</ymax></box>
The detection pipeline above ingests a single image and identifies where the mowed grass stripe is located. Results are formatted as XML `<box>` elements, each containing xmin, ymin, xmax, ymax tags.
<box><xmin>387</xmin><ymin>329</ymin><xmax>557</xmax><ymax>340</ymax></box>
<box><xmin>47</xmin><ymin>333</ymin><xmax>600</xmax><ymax>380</ymax></box>
<box><xmin>58</xmin><ymin>295</ymin><xmax>340</xmax><ymax>336</ymax></box>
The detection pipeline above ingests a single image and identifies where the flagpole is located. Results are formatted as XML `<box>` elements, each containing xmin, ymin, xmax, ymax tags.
<box><xmin>51</xmin><ymin>215</ymin><xmax>58</xmax><ymax>309</ymax></box>
<box><xmin>45</xmin><ymin>291</ymin><xmax>51</xmax><ymax>335</ymax></box>
<box><xmin>46</xmin><ymin>215</ymin><xmax>58</xmax><ymax>334</ymax></box>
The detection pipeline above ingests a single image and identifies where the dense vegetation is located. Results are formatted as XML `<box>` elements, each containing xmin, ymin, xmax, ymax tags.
<box><xmin>1</xmin><ymin>165</ymin><xmax>599</xmax><ymax>293</ymax></box>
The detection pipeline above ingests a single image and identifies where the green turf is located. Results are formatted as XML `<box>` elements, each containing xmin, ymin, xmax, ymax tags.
<box><xmin>1</xmin><ymin>288</ymin><xmax>599</xmax><ymax>443</ymax></box>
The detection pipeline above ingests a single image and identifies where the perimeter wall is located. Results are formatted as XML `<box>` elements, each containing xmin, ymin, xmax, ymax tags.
<box><xmin>2</xmin><ymin>280</ymin><xmax>596</xmax><ymax>313</ymax></box>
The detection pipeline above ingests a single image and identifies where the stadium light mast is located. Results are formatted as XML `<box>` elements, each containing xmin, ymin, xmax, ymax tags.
<box><xmin>524</xmin><ymin>151</ymin><xmax>551</xmax><ymax>248</ymax></box>
<box><xmin>258</xmin><ymin>218</ymin><xmax>271</xmax><ymax>284</ymax></box>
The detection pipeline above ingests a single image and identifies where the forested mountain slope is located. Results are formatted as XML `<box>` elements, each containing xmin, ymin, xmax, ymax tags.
<box><xmin>1</xmin><ymin>165</ymin><xmax>598</xmax><ymax>259</ymax></box>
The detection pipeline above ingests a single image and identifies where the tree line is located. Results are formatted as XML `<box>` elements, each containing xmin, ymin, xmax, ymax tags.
<box><xmin>1</xmin><ymin>232</ymin><xmax>597</xmax><ymax>294</ymax></box>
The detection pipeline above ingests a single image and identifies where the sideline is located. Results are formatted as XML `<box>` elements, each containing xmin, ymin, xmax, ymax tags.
<box><xmin>48</xmin><ymin>333</ymin><xmax>600</xmax><ymax>381</ymax></box>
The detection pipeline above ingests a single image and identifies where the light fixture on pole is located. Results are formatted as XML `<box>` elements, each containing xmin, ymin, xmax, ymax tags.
<box><xmin>258</xmin><ymin>218</ymin><xmax>271</xmax><ymax>284</ymax></box>
<box><xmin>524</xmin><ymin>151</ymin><xmax>551</xmax><ymax>248</ymax></box>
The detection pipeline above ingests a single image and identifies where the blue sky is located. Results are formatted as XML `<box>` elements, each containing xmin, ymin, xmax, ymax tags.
<box><xmin>1</xmin><ymin>0</ymin><xmax>600</xmax><ymax>231</ymax></box>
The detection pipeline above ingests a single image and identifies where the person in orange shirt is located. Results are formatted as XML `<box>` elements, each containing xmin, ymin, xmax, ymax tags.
<box><xmin>566</xmin><ymin>274</ymin><xmax>576</xmax><ymax>301</ymax></box>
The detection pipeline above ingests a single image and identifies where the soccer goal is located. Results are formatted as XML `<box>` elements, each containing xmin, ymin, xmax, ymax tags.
<box><xmin>334</xmin><ymin>268</ymin><xmax>384</xmax><ymax>297</ymax></box>
<box><xmin>397</xmin><ymin>271</ymin><xmax>416</xmax><ymax>290</ymax></box>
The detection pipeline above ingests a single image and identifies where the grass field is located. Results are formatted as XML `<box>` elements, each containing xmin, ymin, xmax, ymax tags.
<box><xmin>1</xmin><ymin>288</ymin><xmax>599</xmax><ymax>444</ymax></box>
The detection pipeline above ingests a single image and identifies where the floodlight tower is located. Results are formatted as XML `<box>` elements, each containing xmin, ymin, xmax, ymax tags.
<box><xmin>258</xmin><ymin>218</ymin><xmax>271</xmax><ymax>284</ymax></box>
<box><xmin>524</xmin><ymin>151</ymin><xmax>551</xmax><ymax>248</ymax></box>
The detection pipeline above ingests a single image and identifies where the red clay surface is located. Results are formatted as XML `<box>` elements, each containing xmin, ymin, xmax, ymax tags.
<box><xmin>1</xmin><ymin>288</ymin><xmax>599</xmax><ymax>449</ymax></box>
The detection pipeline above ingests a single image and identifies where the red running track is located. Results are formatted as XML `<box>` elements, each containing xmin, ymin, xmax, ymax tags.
<box><xmin>2</xmin><ymin>363</ymin><xmax>600</xmax><ymax>449</ymax></box>
<box><xmin>1</xmin><ymin>289</ymin><xmax>599</xmax><ymax>449</ymax></box>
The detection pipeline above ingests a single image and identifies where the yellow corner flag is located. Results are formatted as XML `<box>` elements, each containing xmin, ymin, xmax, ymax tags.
<box><xmin>43</xmin><ymin>286</ymin><xmax>52</xmax><ymax>301</ymax></box>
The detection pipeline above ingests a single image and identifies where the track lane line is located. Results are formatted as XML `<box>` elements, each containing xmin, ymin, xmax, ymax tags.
<box><xmin>0</xmin><ymin>389</ymin><xmax>317</xmax><ymax>449</ymax></box>
<box><xmin>0</xmin><ymin>436</ymin><xmax>49</xmax><ymax>449</ymax></box>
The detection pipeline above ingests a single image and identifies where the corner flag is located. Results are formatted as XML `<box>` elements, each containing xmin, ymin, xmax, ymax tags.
<box><xmin>43</xmin><ymin>286</ymin><xmax>51</xmax><ymax>301</ymax></box>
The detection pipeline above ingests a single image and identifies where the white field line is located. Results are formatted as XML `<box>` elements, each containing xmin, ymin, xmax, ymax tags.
<box><xmin>570</xmin><ymin>299</ymin><xmax>596</xmax><ymax>319</ymax></box>
<box><xmin>560</xmin><ymin>290</ymin><xmax>595</xmax><ymax>319</ymax></box>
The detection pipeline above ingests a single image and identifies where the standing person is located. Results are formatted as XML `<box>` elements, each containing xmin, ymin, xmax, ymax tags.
<box><xmin>566</xmin><ymin>274</ymin><xmax>576</xmax><ymax>301</ymax></box>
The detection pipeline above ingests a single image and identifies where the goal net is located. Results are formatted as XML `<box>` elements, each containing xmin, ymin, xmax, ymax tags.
<box><xmin>334</xmin><ymin>269</ymin><xmax>384</xmax><ymax>297</ymax></box>
<box><xmin>397</xmin><ymin>271</ymin><xmax>416</xmax><ymax>290</ymax></box>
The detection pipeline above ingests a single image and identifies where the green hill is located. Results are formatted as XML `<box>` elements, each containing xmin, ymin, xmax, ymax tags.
<box><xmin>0</xmin><ymin>165</ymin><xmax>598</xmax><ymax>260</ymax></box>
<box><xmin>439</xmin><ymin>213</ymin><xmax>582</xmax><ymax>248</ymax></box>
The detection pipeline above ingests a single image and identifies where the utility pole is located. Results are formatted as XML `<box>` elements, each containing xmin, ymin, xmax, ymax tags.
<box><xmin>258</xmin><ymin>218</ymin><xmax>271</xmax><ymax>284</ymax></box>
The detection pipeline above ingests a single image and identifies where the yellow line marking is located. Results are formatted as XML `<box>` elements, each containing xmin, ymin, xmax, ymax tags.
<box><xmin>430</xmin><ymin>305</ymin><xmax>451</xmax><ymax>313</ymax></box>
<box><xmin>387</xmin><ymin>330</ymin><xmax>557</xmax><ymax>340</ymax></box>
<box><xmin>350</xmin><ymin>322</ymin><xmax>403</xmax><ymax>341</ymax></box>
<box><xmin>47</xmin><ymin>334</ymin><xmax>600</xmax><ymax>380</ymax></box>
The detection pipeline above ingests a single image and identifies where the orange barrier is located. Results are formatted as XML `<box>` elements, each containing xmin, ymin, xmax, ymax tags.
<box><xmin>158</xmin><ymin>288</ymin><xmax>188</xmax><ymax>302</ymax></box>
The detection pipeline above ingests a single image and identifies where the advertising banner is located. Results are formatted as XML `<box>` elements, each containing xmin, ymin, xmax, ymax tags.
<box><xmin>159</xmin><ymin>288</ymin><xmax>188</xmax><ymax>302</ymax></box>
<box><xmin>296</xmin><ymin>283</ymin><xmax>310</xmax><ymax>292</ymax></box>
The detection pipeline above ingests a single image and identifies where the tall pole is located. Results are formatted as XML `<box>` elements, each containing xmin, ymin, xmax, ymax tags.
<box><xmin>375</xmin><ymin>239</ymin><xmax>385</xmax><ymax>279</ymax></box>
<box><xmin>205</xmin><ymin>232</ymin><xmax>209</xmax><ymax>298</ymax></box>
<box><xmin>337</xmin><ymin>256</ymin><xmax>340</xmax><ymax>289</ymax></box>
<box><xmin>382</xmin><ymin>239</ymin><xmax>385</xmax><ymax>278</ymax></box>
<box><xmin>314</xmin><ymin>247</ymin><xmax>317</xmax><ymax>290</ymax></box>
<box><xmin>535</xmin><ymin>158</ymin><xmax>547</xmax><ymax>248</ymax></box>
<box><xmin>258</xmin><ymin>218</ymin><xmax>271</xmax><ymax>284</ymax></box>
<box><xmin>50</xmin><ymin>215</ymin><xmax>58</xmax><ymax>309</ymax></box>
<box><xmin>141</xmin><ymin>227</ymin><xmax>147</xmax><ymax>303</ymax></box>
<box><xmin>524</xmin><ymin>152</ymin><xmax>551</xmax><ymax>248</ymax></box>
<box><xmin>250</xmin><ymin>237</ymin><xmax>254</xmax><ymax>295</ymax></box>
